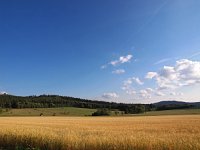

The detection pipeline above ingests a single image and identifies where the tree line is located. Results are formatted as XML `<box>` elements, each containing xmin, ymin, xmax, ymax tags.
<box><xmin>0</xmin><ymin>94</ymin><xmax>195</xmax><ymax>115</ymax></box>
<box><xmin>0</xmin><ymin>94</ymin><xmax>154</xmax><ymax>114</ymax></box>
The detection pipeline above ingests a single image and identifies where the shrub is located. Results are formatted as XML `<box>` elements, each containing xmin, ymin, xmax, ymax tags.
<box><xmin>92</xmin><ymin>109</ymin><xmax>111</xmax><ymax>116</ymax></box>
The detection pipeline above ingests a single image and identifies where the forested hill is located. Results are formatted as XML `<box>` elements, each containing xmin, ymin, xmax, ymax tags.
<box><xmin>0</xmin><ymin>94</ymin><xmax>153</xmax><ymax>114</ymax></box>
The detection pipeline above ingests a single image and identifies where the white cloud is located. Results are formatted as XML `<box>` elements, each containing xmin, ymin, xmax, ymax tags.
<box><xmin>146</xmin><ymin>59</ymin><xmax>200</xmax><ymax>90</ymax></box>
<box><xmin>138</xmin><ymin>88</ymin><xmax>165</xmax><ymax>99</ymax></box>
<box><xmin>170</xmin><ymin>92</ymin><xmax>184</xmax><ymax>96</ymax></box>
<box><xmin>176</xmin><ymin>59</ymin><xmax>200</xmax><ymax>80</ymax></box>
<box><xmin>112</xmin><ymin>69</ymin><xmax>125</xmax><ymax>74</ymax></box>
<box><xmin>138</xmin><ymin>88</ymin><xmax>166</xmax><ymax>98</ymax></box>
<box><xmin>146</xmin><ymin>88</ymin><xmax>154</xmax><ymax>93</ymax></box>
<box><xmin>123</xmin><ymin>78</ymin><xmax>132</xmax><ymax>85</ymax></box>
<box><xmin>102</xmin><ymin>92</ymin><xmax>119</xmax><ymax>99</ymax></box>
<box><xmin>122</xmin><ymin>87</ymin><xmax>136</xmax><ymax>95</ymax></box>
<box><xmin>132</xmin><ymin>77</ymin><xmax>144</xmax><ymax>85</ymax></box>
<box><xmin>122</xmin><ymin>58</ymin><xmax>200</xmax><ymax>98</ymax></box>
<box><xmin>119</xmin><ymin>55</ymin><xmax>133</xmax><ymax>64</ymax></box>
<box><xmin>120</xmin><ymin>59</ymin><xmax>200</xmax><ymax>101</ymax></box>
<box><xmin>145</xmin><ymin>72</ymin><xmax>158</xmax><ymax>79</ymax></box>
<box><xmin>155</xmin><ymin>91</ymin><xmax>165</xmax><ymax>96</ymax></box>
<box><xmin>110</xmin><ymin>60</ymin><xmax>118</xmax><ymax>66</ymax></box>
<box><xmin>139</xmin><ymin>88</ymin><xmax>153</xmax><ymax>98</ymax></box>
<box><xmin>122</xmin><ymin>79</ymin><xmax>135</xmax><ymax>95</ymax></box>
<box><xmin>109</xmin><ymin>54</ymin><xmax>133</xmax><ymax>66</ymax></box>
<box><xmin>122</xmin><ymin>77</ymin><xmax>143</xmax><ymax>95</ymax></box>
<box><xmin>122</xmin><ymin>78</ymin><xmax>167</xmax><ymax>98</ymax></box>
<box><xmin>123</xmin><ymin>77</ymin><xmax>144</xmax><ymax>86</ymax></box>
<box><xmin>101</xmin><ymin>54</ymin><xmax>133</xmax><ymax>73</ymax></box>
<box><xmin>160</xmin><ymin>66</ymin><xmax>177</xmax><ymax>80</ymax></box>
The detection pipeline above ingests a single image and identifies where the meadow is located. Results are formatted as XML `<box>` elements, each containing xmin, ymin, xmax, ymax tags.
<box><xmin>0</xmin><ymin>107</ymin><xmax>97</xmax><ymax>116</ymax></box>
<box><xmin>1</xmin><ymin>107</ymin><xmax>200</xmax><ymax>117</ymax></box>
<box><xmin>136</xmin><ymin>108</ymin><xmax>200</xmax><ymax>116</ymax></box>
<box><xmin>0</xmin><ymin>115</ymin><xmax>200</xmax><ymax>150</ymax></box>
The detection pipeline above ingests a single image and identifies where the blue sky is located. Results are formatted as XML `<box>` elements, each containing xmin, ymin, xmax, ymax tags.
<box><xmin>0</xmin><ymin>0</ymin><xmax>200</xmax><ymax>103</ymax></box>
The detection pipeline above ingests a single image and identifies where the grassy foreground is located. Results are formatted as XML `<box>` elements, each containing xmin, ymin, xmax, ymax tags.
<box><xmin>1</xmin><ymin>107</ymin><xmax>200</xmax><ymax>117</ymax></box>
<box><xmin>0</xmin><ymin>107</ymin><xmax>97</xmax><ymax>116</ymax></box>
<box><xmin>137</xmin><ymin>108</ymin><xmax>200</xmax><ymax>116</ymax></box>
<box><xmin>0</xmin><ymin>115</ymin><xmax>200</xmax><ymax>150</ymax></box>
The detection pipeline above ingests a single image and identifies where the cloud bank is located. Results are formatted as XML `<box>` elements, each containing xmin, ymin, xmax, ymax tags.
<box><xmin>121</xmin><ymin>59</ymin><xmax>199</xmax><ymax>100</ymax></box>
<box><xmin>146</xmin><ymin>59</ymin><xmax>200</xmax><ymax>90</ymax></box>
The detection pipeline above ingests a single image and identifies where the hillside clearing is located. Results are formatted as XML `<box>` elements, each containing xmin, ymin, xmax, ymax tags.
<box><xmin>0</xmin><ymin>107</ymin><xmax>96</xmax><ymax>116</ymax></box>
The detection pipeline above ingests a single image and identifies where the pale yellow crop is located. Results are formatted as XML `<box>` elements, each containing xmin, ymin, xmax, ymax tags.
<box><xmin>0</xmin><ymin>115</ymin><xmax>199</xmax><ymax>150</ymax></box>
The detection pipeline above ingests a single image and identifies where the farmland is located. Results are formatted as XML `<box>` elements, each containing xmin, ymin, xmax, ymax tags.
<box><xmin>0</xmin><ymin>107</ymin><xmax>97</xmax><ymax>116</ymax></box>
<box><xmin>0</xmin><ymin>115</ymin><xmax>200</xmax><ymax>150</ymax></box>
<box><xmin>0</xmin><ymin>107</ymin><xmax>200</xmax><ymax>116</ymax></box>
<box><xmin>136</xmin><ymin>108</ymin><xmax>200</xmax><ymax>116</ymax></box>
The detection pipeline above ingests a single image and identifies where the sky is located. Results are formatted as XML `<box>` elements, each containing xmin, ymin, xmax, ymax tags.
<box><xmin>0</xmin><ymin>0</ymin><xmax>200</xmax><ymax>103</ymax></box>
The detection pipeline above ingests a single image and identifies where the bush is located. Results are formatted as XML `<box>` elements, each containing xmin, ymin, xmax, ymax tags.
<box><xmin>92</xmin><ymin>109</ymin><xmax>111</xmax><ymax>116</ymax></box>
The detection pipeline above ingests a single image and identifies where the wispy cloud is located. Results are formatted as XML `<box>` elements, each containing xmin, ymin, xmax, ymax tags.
<box><xmin>189</xmin><ymin>51</ymin><xmax>200</xmax><ymax>59</ymax></box>
<box><xmin>137</xmin><ymin>0</ymin><xmax>168</xmax><ymax>33</ymax></box>
<box><xmin>170</xmin><ymin>92</ymin><xmax>184</xmax><ymax>96</ymax></box>
<box><xmin>154</xmin><ymin>58</ymin><xmax>171</xmax><ymax>65</ymax></box>
<box><xmin>110</xmin><ymin>55</ymin><xmax>133</xmax><ymax>66</ymax></box>
<box><xmin>145</xmin><ymin>72</ymin><xmax>158</xmax><ymax>79</ymax></box>
<box><xmin>122</xmin><ymin>77</ymin><xmax>144</xmax><ymax>95</ymax></box>
<box><xmin>138</xmin><ymin>88</ymin><xmax>154</xmax><ymax>99</ymax></box>
<box><xmin>155</xmin><ymin>91</ymin><xmax>165</xmax><ymax>96</ymax></box>
<box><xmin>101</xmin><ymin>54</ymin><xmax>133</xmax><ymax>70</ymax></box>
<box><xmin>123</xmin><ymin>77</ymin><xmax>144</xmax><ymax>86</ymax></box>
<box><xmin>101</xmin><ymin>65</ymin><xmax>107</xmax><ymax>69</ymax></box>
<box><xmin>132</xmin><ymin>77</ymin><xmax>144</xmax><ymax>85</ymax></box>
<box><xmin>112</xmin><ymin>69</ymin><xmax>125</xmax><ymax>74</ymax></box>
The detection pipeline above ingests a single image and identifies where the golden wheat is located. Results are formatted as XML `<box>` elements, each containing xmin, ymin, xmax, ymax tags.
<box><xmin>0</xmin><ymin>115</ymin><xmax>200</xmax><ymax>150</ymax></box>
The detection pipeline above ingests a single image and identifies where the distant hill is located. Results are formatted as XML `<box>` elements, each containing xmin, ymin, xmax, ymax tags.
<box><xmin>153</xmin><ymin>100</ymin><xmax>200</xmax><ymax>110</ymax></box>
<box><xmin>153</xmin><ymin>101</ymin><xmax>187</xmax><ymax>106</ymax></box>
<box><xmin>154</xmin><ymin>100</ymin><xmax>200</xmax><ymax>106</ymax></box>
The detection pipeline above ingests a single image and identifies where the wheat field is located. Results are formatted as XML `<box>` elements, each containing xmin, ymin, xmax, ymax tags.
<box><xmin>0</xmin><ymin>115</ymin><xmax>200</xmax><ymax>150</ymax></box>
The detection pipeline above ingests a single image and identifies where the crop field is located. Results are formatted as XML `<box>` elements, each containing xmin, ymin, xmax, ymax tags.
<box><xmin>0</xmin><ymin>115</ymin><xmax>200</xmax><ymax>150</ymax></box>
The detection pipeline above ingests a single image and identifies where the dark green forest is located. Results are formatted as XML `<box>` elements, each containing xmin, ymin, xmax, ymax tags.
<box><xmin>0</xmin><ymin>94</ymin><xmax>197</xmax><ymax>114</ymax></box>
<box><xmin>0</xmin><ymin>94</ymin><xmax>153</xmax><ymax>114</ymax></box>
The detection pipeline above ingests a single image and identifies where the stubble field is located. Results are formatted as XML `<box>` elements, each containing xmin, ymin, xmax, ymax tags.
<box><xmin>0</xmin><ymin>115</ymin><xmax>200</xmax><ymax>150</ymax></box>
